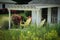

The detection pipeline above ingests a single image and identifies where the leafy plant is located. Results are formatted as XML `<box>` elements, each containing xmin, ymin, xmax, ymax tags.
<box><xmin>0</xmin><ymin>22</ymin><xmax>60</xmax><ymax>40</ymax></box>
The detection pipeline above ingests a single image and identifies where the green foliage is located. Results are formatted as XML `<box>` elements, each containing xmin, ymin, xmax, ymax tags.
<box><xmin>0</xmin><ymin>23</ymin><xmax>60</xmax><ymax>40</ymax></box>
<box><xmin>1</xmin><ymin>20</ymin><xmax>9</xmax><ymax>30</ymax></box>
<box><xmin>0</xmin><ymin>14</ymin><xmax>9</xmax><ymax>30</ymax></box>
<box><xmin>19</xmin><ymin>13</ymin><xmax>27</xmax><ymax>21</ymax></box>
<box><xmin>44</xmin><ymin>30</ymin><xmax>58</xmax><ymax>40</ymax></box>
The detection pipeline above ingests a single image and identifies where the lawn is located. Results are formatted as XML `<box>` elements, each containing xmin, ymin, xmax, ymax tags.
<box><xmin>0</xmin><ymin>14</ymin><xmax>9</xmax><ymax>29</ymax></box>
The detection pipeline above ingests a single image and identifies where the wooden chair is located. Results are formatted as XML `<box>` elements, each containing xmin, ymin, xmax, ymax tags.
<box><xmin>20</xmin><ymin>18</ymin><xmax>31</xmax><ymax>28</ymax></box>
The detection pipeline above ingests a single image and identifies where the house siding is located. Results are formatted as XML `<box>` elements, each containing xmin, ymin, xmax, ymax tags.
<box><xmin>5</xmin><ymin>4</ymin><xmax>15</xmax><ymax>8</ymax></box>
<box><xmin>0</xmin><ymin>4</ymin><xmax>2</xmax><ymax>8</ymax></box>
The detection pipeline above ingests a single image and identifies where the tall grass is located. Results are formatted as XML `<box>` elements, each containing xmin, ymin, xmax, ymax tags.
<box><xmin>0</xmin><ymin>23</ymin><xmax>60</xmax><ymax>40</ymax></box>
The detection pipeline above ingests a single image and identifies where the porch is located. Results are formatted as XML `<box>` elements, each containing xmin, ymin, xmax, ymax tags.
<box><xmin>6</xmin><ymin>4</ymin><xmax>60</xmax><ymax>29</ymax></box>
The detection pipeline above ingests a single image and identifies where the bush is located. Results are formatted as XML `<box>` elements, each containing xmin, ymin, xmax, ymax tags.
<box><xmin>12</xmin><ymin>14</ymin><xmax>21</xmax><ymax>25</ymax></box>
<box><xmin>44</xmin><ymin>30</ymin><xmax>58</xmax><ymax>40</ymax></box>
<box><xmin>0</xmin><ymin>23</ymin><xmax>60</xmax><ymax>40</ymax></box>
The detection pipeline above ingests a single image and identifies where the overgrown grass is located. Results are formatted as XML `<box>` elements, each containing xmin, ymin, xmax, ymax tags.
<box><xmin>0</xmin><ymin>23</ymin><xmax>60</xmax><ymax>40</ymax></box>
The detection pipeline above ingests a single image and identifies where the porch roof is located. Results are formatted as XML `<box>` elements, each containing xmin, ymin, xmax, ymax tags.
<box><xmin>34</xmin><ymin>4</ymin><xmax>60</xmax><ymax>8</ymax></box>
<box><xmin>29</xmin><ymin>0</ymin><xmax>60</xmax><ymax>4</ymax></box>
<box><xmin>0</xmin><ymin>0</ymin><xmax>16</xmax><ymax>4</ymax></box>
<box><xmin>7</xmin><ymin>4</ymin><xmax>60</xmax><ymax>10</ymax></box>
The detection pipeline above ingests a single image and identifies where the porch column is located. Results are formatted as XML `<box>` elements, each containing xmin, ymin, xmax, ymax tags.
<box><xmin>32</xmin><ymin>10</ymin><xmax>37</xmax><ymax>24</ymax></box>
<box><xmin>8</xmin><ymin>9</ymin><xmax>11</xmax><ymax>29</ymax></box>
<box><xmin>36</xmin><ymin>9</ymin><xmax>42</xmax><ymax>26</ymax></box>
<box><xmin>32</xmin><ymin>9</ymin><xmax>42</xmax><ymax>26</ymax></box>
<box><xmin>47</xmin><ymin>8</ymin><xmax>51</xmax><ymax>23</ymax></box>
<box><xmin>58</xmin><ymin>7</ymin><xmax>60</xmax><ymax>23</ymax></box>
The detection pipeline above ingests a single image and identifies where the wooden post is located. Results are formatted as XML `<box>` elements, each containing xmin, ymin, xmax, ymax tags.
<box><xmin>58</xmin><ymin>7</ymin><xmax>60</xmax><ymax>23</ymax></box>
<box><xmin>8</xmin><ymin>9</ymin><xmax>11</xmax><ymax>29</ymax></box>
<box><xmin>32</xmin><ymin>10</ymin><xmax>37</xmax><ymax>24</ymax></box>
<box><xmin>36</xmin><ymin>9</ymin><xmax>42</xmax><ymax>26</ymax></box>
<box><xmin>47</xmin><ymin>8</ymin><xmax>51</xmax><ymax>23</ymax></box>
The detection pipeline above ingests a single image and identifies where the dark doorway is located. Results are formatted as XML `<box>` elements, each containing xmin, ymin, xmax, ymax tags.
<box><xmin>42</xmin><ymin>8</ymin><xmax>48</xmax><ymax>22</ymax></box>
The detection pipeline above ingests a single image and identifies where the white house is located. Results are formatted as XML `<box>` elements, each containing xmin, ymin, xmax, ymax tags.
<box><xmin>0</xmin><ymin>0</ymin><xmax>16</xmax><ymax>9</ymax></box>
<box><xmin>0</xmin><ymin>0</ymin><xmax>60</xmax><ymax>28</ymax></box>
<box><xmin>28</xmin><ymin>0</ymin><xmax>60</xmax><ymax>24</ymax></box>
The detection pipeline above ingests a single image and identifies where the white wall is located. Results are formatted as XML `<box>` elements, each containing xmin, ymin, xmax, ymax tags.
<box><xmin>58</xmin><ymin>7</ymin><xmax>60</xmax><ymax>23</ymax></box>
<box><xmin>0</xmin><ymin>4</ymin><xmax>2</xmax><ymax>9</ymax></box>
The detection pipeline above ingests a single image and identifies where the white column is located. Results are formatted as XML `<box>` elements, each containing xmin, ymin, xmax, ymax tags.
<box><xmin>32</xmin><ymin>10</ymin><xmax>37</xmax><ymax>24</ymax></box>
<box><xmin>32</xmin><ymin>9</ymin><xmax>41</xmax><ymax>26</ymax></box>
<box><xmin>36</xmin><ymin>9</ymin><xmax>42</xmax><ymax>26</ymax></box>
<box><xmin>47</xmin><ymin>8</ymin><xmax>51</xmax><ymax>23</ymax></box>
<box><xmin>58</xmin><ymin>7</ymin><xmax>60</xmax><ymax>23</ymax></box>
<box><xmin>8</xmin><ymin>9</ymin><xmax>11</xmax><ymax>29</ymax></box>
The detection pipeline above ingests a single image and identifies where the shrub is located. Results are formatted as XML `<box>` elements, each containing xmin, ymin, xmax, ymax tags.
<box><xmin>44</xmin><ymin>30</ymin><xmax>58</xmax><ymax>40</ymax></box>
<box><xmin>12</xmin><ymin>14</ymin><xmax>21</xmax><ymax>25</ymax></box>
<box><xmin>0</xmin><ymin>23</ymin><xmax>60</xmax><ymax>40</ymax></box>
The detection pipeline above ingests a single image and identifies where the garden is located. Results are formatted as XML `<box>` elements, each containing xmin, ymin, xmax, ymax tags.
<box><xmin>0</xmin><ymin>10</ymin><xmax>60</xmax><ymax>40</ymax></box>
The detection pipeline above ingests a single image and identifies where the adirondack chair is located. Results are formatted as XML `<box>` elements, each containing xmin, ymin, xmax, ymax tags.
<box><xmin>20</xmin><ymin>18</ymin><xmax>32</xmax><ymax>28</ymax></box>
<box><xmin>40</xmin><ymin>19</ymin><xmax>46</xmax><ymax>27</ymax></box>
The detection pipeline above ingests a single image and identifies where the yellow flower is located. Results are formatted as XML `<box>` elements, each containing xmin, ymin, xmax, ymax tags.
<box><xmin>27</xmin><ymin>31</ymin><xmax>32</xmax><ymax>37</ymax></box>
<box><xmin>27</xmin><ymin>31</ymin><xmax>30</xmax><ymax>34</ymax></box>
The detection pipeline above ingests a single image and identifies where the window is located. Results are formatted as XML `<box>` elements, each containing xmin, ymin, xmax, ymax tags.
<box><xmin>42</xmin><ymin>8</ymin><xmax>48</xmax><ymax>22</ymax></box>
<box><xmin>51</xmin><ymin>7</ymin><xmax>58</xmax><ymax>23</ymax></box>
